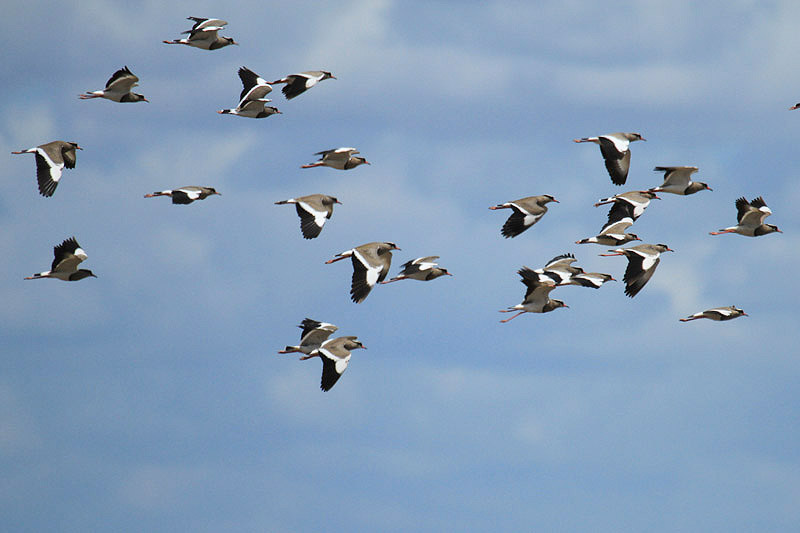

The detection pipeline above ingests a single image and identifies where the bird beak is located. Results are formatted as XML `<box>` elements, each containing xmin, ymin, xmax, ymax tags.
<box><xmin>215</xmin><ymin>192</ymin><xmax>222</xmax><ymax>196</ymax></box>
<box><xmin>552</xmin><ymin>199</ymin><xmax>560</xmax><ymax>203</ymax></box>
<box><xmin>666</xmin><ymin>247</ymin><xmax>675</xmax><ymax>252</ymax></box>
<box><xmin>143</xmin><ymin>98</ymin><xmax>149</xmax><ymax>103</ymax></box>
<box><xmin>364</xmin><ymin>160</ymin><xmax>371</xmax><ymax>165</ymax></box>
<box><xmin>335</xmin><ymin>200</ymin><xmax>343</xmax><ymax>205</ymax></box>
<box><xmin>76</xmin><ymin>146</ymin><xmax>84</xmax><ymax>150</ymax></box>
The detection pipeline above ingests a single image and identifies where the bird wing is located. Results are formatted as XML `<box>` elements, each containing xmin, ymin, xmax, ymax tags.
<box><xmin>598</xmin><ymin>137</ymin><xmax>630</xmax><ymax>185</ymax></box>
<box><xmin>187</xmin><ymin>27</ymin><xmax>220</xmax><ymax>41</ymax></box>
<box><xmin>736</xmin><ymin>197</ymin><xmax>770</xmax><ymax>226</ymax></box>
<box><xmin>654</xmin><ymin>166</ymin><xmax>694</xmax><ymax>188</ymax></box>
<box><xmin>410</xmin><ymin>256</ymin><xmax>440</xmax><ymax>269</ymax></box>
<box><xmin>34</xmin><ymin>148</ymin><xmax>64</xmax><ymax>197</ymax></box>
<box><xmin>518</xmin><ymin>267</ymin><xmax>557</xmax><ymax>302</ymax></box>
<box><xmin>569</xmin><ymin>272</ymin><xmax>612</xmax><ymax>289</ymax></box>
<box><xmin>707</xmin><ymin>307</ymin><xmax>734</xmax><ymax>319</ymax></box>
<box><xmin>187</xmin><ymin>17</ymin><xmax>227</xmax><ymax>31</ymax></box>
<box><xmin>748</xmin><ymin>196</ymin><xmax>772</xmax><ymax>224</ymax></box>
<box><xmin>543</xmin><ymin>253</ymin><xmax>576</xmax><ymax>270</ymax></box>
<box><xmin>317</xmin><ymin>147</ymin><xmax>358</xmax><ymax>159</ymax></box>
<box><xmin>500</xmin><ymin>203</ymin><xmax>544</xmax><ymax>238</ymax></box>
<box><xmin>622</xmin><ymin>252</ymin><xmax>660</xmax><ymax>298</ymax></box>
<box><xmin>294</xmin><ymin>201</ymin><xmax>328</xmax><ymax>239</ymax></box>
<box><xmin>176</xmin><ymin>187</ymin><xmax>202</xmax><ymax>200</ymax></box>
<box><xmin>281</xmin><ymin>73</ymin><xmax>319</xmax><ymax>99</ymax></box>
<box><xmin>300</xmin><ymin>327</ymin><xmax>337</xmax><ymax>347</ymax></box>
<box><xmin>51</xmin><ymin>237</ymin><xmax>86</xmax><ymax>272</ymax></box>
<box><xmin>599</xmin><ymin>217</ymin><xmax>634</xmax><ymax>235</ymax></box>
<box><xmin>237</xmin><ymin>67</ymin><xmax>272</xmax><ymax>103</ymax></box>
<box><xmin>606</xmin><ymin>200</ymin><xmax>637</xmax><ymax>224</ymax></box>
<box><xmin>349</xmin><ymin>249</ymin><xmax>385</xmax><ymax>303</ymax></box>
<box><xmin>319</xmin><ymin>347</ymin><xmax>350</xmax><ymax>391</ymax></box>
<box><xmin>299</xmin><ymin>318</ymin><xmax>337</xmax><ymax>339</ymax></box>
<box><xmin>399</xmin><ymin>256</ymin><xmax>439</xmax><ymax>276</ymax></box>
<box><xmin>105</xmin><ymin>66</ymin><xmax>138</xmax><ymax>92</ymax></box>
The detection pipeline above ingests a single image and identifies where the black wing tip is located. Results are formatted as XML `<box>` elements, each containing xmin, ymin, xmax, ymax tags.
<box><xmin>610</xmin><ymin>174</ymin><xmax>627</xmax><ymax>186</ymax></box>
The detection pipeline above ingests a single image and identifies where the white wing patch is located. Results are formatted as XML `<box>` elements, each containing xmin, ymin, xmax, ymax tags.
<box><xmin>177</xmin><ymin>188</ymin><xmax>201</xmax><ymax>200</ymax></box>
<box><xmin>37</xmin><ymin>148</ymin><xmax>64</xmax><ymax>182</ymax></box>
<box><xmin>353</xmin><ymin>249</ymin><xmax>382</xmax><ymax>287</ymax></box>
<box><xmin>298</xmin><ymin>201</ymin><xmax>328</xmax><ymax>227</ymax></box>
<box><xmin>641</xmin><ymin>253</ymin><xmax>658</xmax><ymax>271</ymax></box>
<box><xmin>320</xmin><ymin>348</ymin><xmax>350</xmax><ymax>374</ymax></box>
<box><xmin>603</xmin><ymin>134</ymin><xmax>630</xmax><ymax>153</ymax></box>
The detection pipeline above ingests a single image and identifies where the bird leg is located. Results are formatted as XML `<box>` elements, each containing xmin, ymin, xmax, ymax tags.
<box><xmin>709</xmin><ymin>229</ymin><xmax>734</xmax><ymax>235</ymax></box>
<box><xmin>277</xmin><ymin>346</ymin><xmax>301</xmax><ymax>354</ymax></box>
<box><xmin>325</xmin><ymin>255</ymin><xmax>349</xmax><ymax>264</ymax></box>
<box><xmin>300</xmin><ymin>163</ymin><xmax>324</xmax><ymax>168</ymax></box>
<box><xmin>299</xmin><ymin>353</ymin><xmax>319</xmax><ymax>361</ymax></box>
<box><xmin>499</xmin><ymin>310</ymin><xmax>526</xmax><ymax>323</ymax></box>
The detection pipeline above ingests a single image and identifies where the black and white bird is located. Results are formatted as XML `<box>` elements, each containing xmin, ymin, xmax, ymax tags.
<box><xmin>269</xmin><ymin>71</ymin><xmax>336</xmax><ymax>99</ymax></box>
<box><xmin>278</xmin><ymin>318</ymin><xmax>338</xmax><ymax>355</ymax></box>
<box><xmin>381</xmin><ymin>256</ymin><xmax>452</xmax><ymax>283</ymax></box>
<box><xmin>531</xmin><ymin>254</ymin><xmax>614</xmax><ymax>289</ymax></box>
<box><xmin>532</xmin><ymin>253</ymin><xmax>583</xmax><ymax>285</ymax></box>
<box><xmin>275</xmin><ymin>194</ymin><xmax>341</xmax><ymax>239</ymax></box>
<box><xmin>709</xmin><ymin>196</ymin><xmax>781</xmax><ymax>237</ymax></box>
<box><xmin>163</xmin><ymin>17</ymin><xmax>238</xmax><ymax>50</ymax></box>
<box><xmin>680</xmin><ymin>306</ymin><xmax>747</xmax><ymax>322</ymax></box>
<box><xmin>500</xmin><ymin>268</ymin><xmax>567</xmax><ymax>323</ymax></box>
<box><xmin>217</xmin><ymin>67</ymin><xmax>280</xmax><ymax>118</ymax></box>
<box><xmin>299</xmin><ymin>336</ymin><xmax>366</xmax><ymax>392</ymax></box>
<box><xmin>574</xmin><ymin>132</ymin><xmax>645</xmax><ymax>185</ymax></box>
<box><xmin>79</xmin><ymin>66</ymin><xmax>148</xmax><ymax>103</ymax></box>
<box><xmin>576</xmin><ymin>215</ymin><xmax>640</xmax><ymax>246</ymax></box>
<box><xmin>25</xmin><ymin>237</ymin><xmax>96</xmax><ymax>281</ymax></box>
<box><xmin>566</xmin><ymin>272</ymin><xmax>616</xmax><ymax>289</ymax></box>
<box><xmin>649</xmin><ymin>166</ymin><xmax>712</xmax><ymax>195</ymax></box>
<box><xmin>326</xmin><ymin>242</ymin><xmax>400</xmax><ymax>303</ymax></box>
<box><xmin>301</xmin><ymin>148</ymin><xmax>370</xmax><ymax>170</ymax></box>
<box><xmin>11</xmin><ymin>141</ymin><xmax>82</xmax><ymax>197</ymax></box>
<box><xmin>600</xmin><ymin>243</ymin><xmax>673</xmax><ymax>298</ymax></box>
<box><xmin>144</xmin><ymin>186</ymin><xmax>221</xmax><ymax>205</ymax></box>
<box><xmin>594</xmin><ymin>190</ymin><xmax>659</xmax><ymax>222</ymax></box>
<box><xmin>489</xmin><ymin>195</ymin><xmax>558</xmax><ymax>238</ymax></box>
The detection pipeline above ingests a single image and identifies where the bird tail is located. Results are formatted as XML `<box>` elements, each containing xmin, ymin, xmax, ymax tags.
<box><xmin>278</xmin><ymin>346</ymin><xmax>301</xmax><ymax>354</ymax></box>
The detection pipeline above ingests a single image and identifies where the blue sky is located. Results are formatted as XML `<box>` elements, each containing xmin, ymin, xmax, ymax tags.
<box><xmin>1</xmin><ymin>1</ymin><xmax>798</xmax><ymax>531</ymax></box>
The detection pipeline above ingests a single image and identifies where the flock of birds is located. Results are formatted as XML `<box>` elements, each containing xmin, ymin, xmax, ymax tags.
<box><xmin>10</xmin><ymin>17</ymin><xmax>785</xmax><ymax>391</ymax></box>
